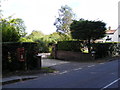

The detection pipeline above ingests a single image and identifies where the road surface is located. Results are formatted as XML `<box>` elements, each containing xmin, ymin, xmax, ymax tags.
<box><xmin>2</xmin><ymin>59</ymin><xmax>120</xmax><ymax>89</ymax></box>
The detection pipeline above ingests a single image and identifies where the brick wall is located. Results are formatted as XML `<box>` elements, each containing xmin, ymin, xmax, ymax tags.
<box><xmin>56</xmin><ymin>50</ymin><xmax>95</xmax><ymax>61</ymax></box>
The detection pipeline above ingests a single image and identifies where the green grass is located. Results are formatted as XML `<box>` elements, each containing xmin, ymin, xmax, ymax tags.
<box><xmin>41</xmin><ymin>67</ymin><xmax>56</xmax><ymax>73</ymax></box>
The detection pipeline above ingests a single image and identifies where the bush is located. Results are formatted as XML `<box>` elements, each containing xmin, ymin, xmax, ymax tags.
<box><xmin>19</xmin><ymin>37</ymin><xmax>34</xmax><ymax>42</ymax></box>
<box><xmin>92</xmin><ymin>43</ymin><xmax>120</xmax><ymax>59</ymax></box>
<box><xmin>57</xmin><ymin>41</ymin><xmax>83</xmax><ymax>52</ymax></box>
<box><xmin>34</xmin><ymin>39</ymin><xmax>49</xmax><ymax>53</ymax></box>
<box><xmin>2</xmin><ymin>42</ymin><xmax>39</xmax><ymax>71</ymax></box>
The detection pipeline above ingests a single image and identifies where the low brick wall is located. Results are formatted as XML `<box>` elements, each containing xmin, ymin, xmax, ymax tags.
<box><xmin>56</xmin><ymin>50</ymin><xmax>95</xmax><ymax>61</ymax></box>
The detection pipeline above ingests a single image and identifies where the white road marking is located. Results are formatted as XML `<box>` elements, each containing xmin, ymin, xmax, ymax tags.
<box><xmin>74</xmin><ymin>68</ymin><xmax>82</xmax><ymax>71</ymax></box>
<box><xmin>101</xmin><ymin>78</ymin><xmax>120</xmax><ymax>90</ymax></box>
<box><xmin>88</xmin><ymin>65</ymin><xmax>95</xmax><ymax>67</ymax></box>
<box><xmin>59</xmin><ymin>71</ymin><xmax>68</xmax><ymax>74</ymax></box>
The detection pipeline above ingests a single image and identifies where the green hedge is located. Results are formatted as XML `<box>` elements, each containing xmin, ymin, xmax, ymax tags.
<box><xmin>92</xmin><ymin>43</ymin><xmax>120</xmax><ymax>59</ymax></box>
<box><xmin>57</xmin><ymin>41</ymin><xmax>83</xmax><ymax>52</ymax></box>
<box><xmin>2</xmin><ymin>42</ymin><xmax>38</xmax><ymax>71</ymax></box>
<box><xmin>57</xmin><ymin>41</ymin><xmax>120</xmax><ymax>59</ymax></box>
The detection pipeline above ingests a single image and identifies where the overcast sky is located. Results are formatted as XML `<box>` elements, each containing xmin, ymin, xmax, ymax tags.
<box><xmin>1</xmin><ymin>0</ymin><xmax>120</xmax><ymax>35</ymax></box>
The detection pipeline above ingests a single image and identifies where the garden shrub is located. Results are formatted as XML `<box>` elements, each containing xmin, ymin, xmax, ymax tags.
<box><xmin>92</xmin><ymin>42</ymin><xmax>120</xmax><ymax>59</ymax></box>
<box><xmin>56</xmin><ymin>41</ymin><xmax>120</xmax><ymax>59</ymax></box>
<box><xmin>57</xmin><ymin>41</ymin><xmax>83</xmax><ymax>52</ymax></box>
<box><xmin>34</xmin><ymin>39</ymin><xmax>49</xmax><ymax>53</ymax></box>
<box><xmin>2</xmin><ymin>42</ymin><xmax>38</xmax><ymax>71</ymax></box>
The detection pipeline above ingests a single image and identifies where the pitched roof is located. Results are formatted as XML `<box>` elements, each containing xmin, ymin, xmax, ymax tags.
<box><xmin>106</xmin><ymin>30</ymin><xmax>116</xmax><ymax>34</ymax></box>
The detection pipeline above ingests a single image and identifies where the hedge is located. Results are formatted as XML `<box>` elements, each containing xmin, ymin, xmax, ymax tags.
<box><xmin>57</xmin><ymin>41</ymin><xmax>83</xmax><ymax>52</ymax></box>
<box><xmin>2</xmin><ymin>42</ymin><xmax>39</xmax><ymax>71</ymax></box>
<box><xmin>92</xmin><ymin>42</ymin><xmax>120</xmax><ymax>59</ymax></box>
<box><xmin>57</xmin><ymin>41</ymin><xmax>120</xmax><ymax>59</ymax></box>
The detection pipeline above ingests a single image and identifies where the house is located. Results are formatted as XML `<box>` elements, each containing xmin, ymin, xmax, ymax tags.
<box><xmin>95</xmin><ymin>26</ymin><xmax>119</xmax><ymax>43</ymax></box>
<box><xmin>96</xmin><ymin>3</ymin><xmax>120</xmax><ymax>43</ymax></box>
<box><xmin>103</xmin><ymin>29</ymin><xmax>117</xmax><ymax>42</ymax></box>
<box><xmin>119</xmin><ymin>25</ymin><xmax>120</xmax><ymax>42</ymax></box>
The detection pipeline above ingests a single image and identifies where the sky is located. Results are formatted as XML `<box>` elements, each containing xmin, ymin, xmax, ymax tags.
<box><xmin>1</xmin><ymin>0</ymin><xmax>120</xmax><ymax>35</ymax></box>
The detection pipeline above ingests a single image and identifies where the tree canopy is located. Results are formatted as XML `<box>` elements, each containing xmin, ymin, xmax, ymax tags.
<box><xmin>70</xmin><ymin>19</ymin><xmax>106</xmax><ymax>40</ymax></box>
<box><xmin>54</xmin><ymin>5</ymin><xmax>75</xmax><ymax>34</ymax></box>
<box><xmin>26</xmin><ymin>30</ymin><xmax>44</xmax><ymax>40</ymax></box>
<box><xmin>1</xmin><ymin>16</ymin><xmax>26</xmax><ymax>42</ymax></box>
<box><xmin>70</xmin><ymin>19</ymin><xmax>106</xmax><ymax>53</ymax></box>
<box><xmin>48</xmin><ymin>32</ymin><xmax>71</xmax><ymax>43</ymax></box>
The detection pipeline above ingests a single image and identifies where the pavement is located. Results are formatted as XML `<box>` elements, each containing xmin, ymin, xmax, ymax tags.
<box><xmin>1</xmin><ymin>53</ymin><xmax>70</xmax><ymax>86</ymax></box>
<box><xmin>1</xmin><ymin>58</ymin><xmax>70</xmax><ymax>86</ymax></box>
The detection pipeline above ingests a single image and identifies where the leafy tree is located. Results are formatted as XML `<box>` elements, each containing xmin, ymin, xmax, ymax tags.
<box><xmin>54</xmin><ymin>5</ymin><xmax>75</xmax><ymax>34</ymax></box>
<box><xmin>19</xmin><ymin>37</ymin><xmax>34</xmax><ymax>42</ymax></box>
<box><xmin>53</xmin><ymin>32</ymin><xmax>71</xmax><ymax>40</ymax></box>
<box><xmin>34</xmin><ymin>39</ymin><xmax>49</xmax><ymax>53</ymax></box>
<box><xmin>70</xmin><ymin>19</ymin><xmax>106</xmax><ymax>53</ymax></box>
<box><xmin>26</xmin><ymin>30</ymin><xmax>44</xmax><ymax>40</ymax></box>
<box><xmin>26</xmin><ymin>31</ymin><xmax>72</xmax><ymax>52</ymax></box>
<box><xmin>46</xmin><ymin>32</ymin><xmax>72</xmax><ymax>43</ymax></box>
<box><xmin>1</xmin><ymin>16</ymin><xmax>26</xmax><ymax>42</ymax></box>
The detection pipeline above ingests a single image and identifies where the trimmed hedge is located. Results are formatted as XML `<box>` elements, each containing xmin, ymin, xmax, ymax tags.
<box><xmin>57</xmin><ymin>41</ymin><xmax>83</xmax><ymax>52</ymax></box>
<box><xmin>2</xmin><ymin>42</ymin><xmax>38</xmax><ymax>71</ymax></box>
<box><xmin>92</xmin><ymin>43</ymin><xmax>120</xmax><ymax>59</ymax></box>
<box><xmin>57</xmin><ymin>41</ymin><xmax>120</xmax><ymax>59</ymax></box>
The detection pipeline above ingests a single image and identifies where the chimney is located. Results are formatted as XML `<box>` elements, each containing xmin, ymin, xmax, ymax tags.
<box><xmin>108</xmin><ymin>26</ymin><xmax>111</xmax><ymax>30</ymax></box>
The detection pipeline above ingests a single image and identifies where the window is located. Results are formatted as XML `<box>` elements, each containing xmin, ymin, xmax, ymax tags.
<box><xmin>106</xmin><ymin>36</ymin><xmax>111</xmax><ymax>41</ymax></box>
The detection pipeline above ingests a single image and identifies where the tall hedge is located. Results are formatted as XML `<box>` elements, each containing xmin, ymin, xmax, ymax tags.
<box><xmin>57</xmin><ymin>41</ymin><xmax>120</xmax><ymax>59</ymax></box>
<box><xmin>2</xmin><ymin>42</ymin><xmax>38</xmax><ymax>71</ymax></box>
<box><xmin>57</xmin><ymin>41</ymin><xmax>83</xmax><ymax>52</ymax></box>
<box><xmin>92</xmin><ymin>43</ymin><xmax>120</xmax><ymax>59</ymax></box>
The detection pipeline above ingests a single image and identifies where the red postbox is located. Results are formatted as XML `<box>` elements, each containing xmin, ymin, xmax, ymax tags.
<box><xmin>17</xmin><ymin>48</ymin><xmax>25</xmax><ymax>62</ymax></box>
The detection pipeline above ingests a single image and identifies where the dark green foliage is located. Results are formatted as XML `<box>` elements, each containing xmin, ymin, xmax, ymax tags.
<box><xmin>92</xmin><ymin>43</ymin><xmax>111</xmax><ymax>58</ymax></box>
<box><xmin>34</xmin><ymin>39</ymin><xmax>49</xmax><ymax>53</ymax></box>
<box><xmin>70</xmin><ymin>19</ymin><xmax>106</xmax><ymax>40</ymax></box>
<box><xmin>92</xmin><ymin>43</ymin><xmax>120</xmax><ymax>59</ymax></box>
<box><xmin>1</xmin><ymin>16</ymin><xmax>26</xmax><ymax>42</ymax></box>
<box><xmin>2</xmin><ymin>42</ymin><xmax>38</xmax><ymax>71</ymax></box>
<box><xmin>57</xmin><ymin>41</ymin><xmax>83</xmax><ymax>52</ymax></box>
<box><xmin>70</xmin><ymin>19</ymin><xmax>106</xmax><ymax>53</ymax></box>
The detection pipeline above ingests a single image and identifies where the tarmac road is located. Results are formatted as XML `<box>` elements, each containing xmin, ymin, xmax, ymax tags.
<box><xmin>2</xmin><ymin>59</ymin><xmax>120</xmax><ymax>89</ymax></box>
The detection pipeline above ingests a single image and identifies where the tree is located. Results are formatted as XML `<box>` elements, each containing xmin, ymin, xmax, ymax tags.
<box><xmin>34</xmin><ymin>39</ymin><xmax>49</xmax><ymax>53</ymax></box>
<box><xmin>10</xmin><ymin>18</ymin><xmax>27</xmax><ymax>37</ymax></box>
<box><xmin>19</xmin><ymin>37</ymin><xmax>34</xmax><ymax>42</ymax></box>
<box><xmin>54</xmin><ymin>5</ymin><xmax>75</xmax><ymax>34</ymax></box>
<box><xmin>48</xmin><ymin>32</ymin><xmax>71</xmax><ymax>43</ymax></box>
<box><xmin>26</xmin><ymin>30</ymin><xmax>44</xmax><ymax>40</ymax></box>
<box><xmin>70</xmin><ymin>19</ymin><xmax>106</xmax><ymax>53</ymax></box>
<box><xmin>1</xmin><ymin>16</ymin><xmax>26</xmax><ymax>42</ymax></box>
